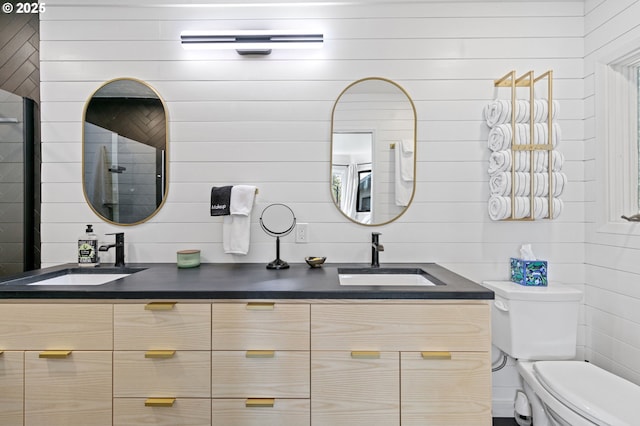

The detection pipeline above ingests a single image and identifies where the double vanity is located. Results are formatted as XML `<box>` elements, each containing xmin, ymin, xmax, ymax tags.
<box><xmin>0</xmin><ymin>263</ymin><xmax>493</xmax><ymax>426</ymax></box>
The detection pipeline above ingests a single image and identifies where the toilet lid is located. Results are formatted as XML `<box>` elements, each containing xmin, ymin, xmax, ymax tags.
<box><xmin>534</xmin><ymin>361</ymin><xmax>640</xmax><ymax>425</ymax></box>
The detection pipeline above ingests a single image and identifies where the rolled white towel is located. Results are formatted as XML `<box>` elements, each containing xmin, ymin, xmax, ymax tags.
<box><xmin>488</xmin><ymin>151</ymin><xmax>564</xmax><ymax>176</ymax></box>
<box><xmin>489</xmin><ymin>172</ymin><xmax>531</xmax><ymax>196</ymax></box>
<box><xmin>488</xmin><ymin>196</ymin><xmax>532</xmax><ymax>220</ymax></box>
<box><xmin>534</xmin><ymin>99</ymin><xmax>559</xmax><ymax>122</ymax></box>
<box><xmin>534</xmin><ymin>197</ymin><xmax>563</xmax><ymax>219</ymax></box>
<box><xmin>534</xmin><ymin>123</ymin><xmax>561</xmax><ymax>147</ymax></box>
<box><xmin>488</xmin><ymin>124</ymin><xmax>512</xmax><ymax>152</ymax></box>
<box><xmin>552</xmin><ymin>172</ymin><xmax>567</xmax><ymax>196</ymax></box>
<box><xmin>485</xmin><ymin>100</ymin><xmax>512</xmax><ymax>127</ymax></box>
<box><xmin>488</xmin><ymin>150</ymin><xmax>511</xmax><ymax>174</ymax></box>
<box><xmin>538</xmin><ymin>150</ymin><xmax>564</xmax><ymax>172</ymax></box>
<box><xmin>515</xmin><ymin>151</ymin><xmax>564</xmax><ymax>173</ymax></box>
<box><xmin>485</xmin><ymin>99</ymin><xmax>559</xmax><ymax>127</ymax></box>
<box><xmin>488</xmin><ymin>195</ymin><xmax>510</xmax><ymax>220</ymax></box>
<box><xmin>489</xmin><ymin>172</ymin><xmax>509</xmax><ymax>196</ymax></box>
<box><xmin>532</xmin><ymin>172</ymin><xmax>567</xmax><ymax>197</ymax></box>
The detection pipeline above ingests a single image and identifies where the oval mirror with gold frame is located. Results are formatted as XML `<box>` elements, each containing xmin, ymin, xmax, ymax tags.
<box><xmin>331</xmin><ymin>77</ymin><xmax>417</xmax><ymax>225</ymax></box>
<box><xmin>83</xmin><ymin>78</ymin><xmax>168</xmax><ymax>225</ymax></box>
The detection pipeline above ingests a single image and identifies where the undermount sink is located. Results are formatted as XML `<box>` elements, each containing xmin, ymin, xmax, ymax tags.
<box><xmin>1</xmin><ymin>267</ymin><xmax>146</xmax><ymax>287</ymax></box>
<box><xmin>27</xmin><ymin>273</ymin><xmax>131</xmax><ymax>286</ymax></box>
<box><xmin>338</xmin><ymin>267</ymin><xmax>444</xmax><ymax>287</ymax></box>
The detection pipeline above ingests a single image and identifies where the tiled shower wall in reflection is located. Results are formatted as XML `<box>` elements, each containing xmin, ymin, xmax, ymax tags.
<box><xmin>0</xmin><ymin>89</ymin><xmax>24</xmax><ymax>276</ymax></box>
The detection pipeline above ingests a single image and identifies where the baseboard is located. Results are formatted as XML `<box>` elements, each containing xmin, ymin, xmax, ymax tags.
<box><xmin>493</xmin><ymin>399</ymin><xmax>515</xmax><ymax>418</ymax></box>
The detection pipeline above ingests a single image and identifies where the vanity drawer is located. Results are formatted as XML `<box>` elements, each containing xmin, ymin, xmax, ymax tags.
<box><xmin>0</xmin><ymin>304</ymin><xmax>112</xmax><ymax>350</ymax></box>
<box><xmin>212</xmin><ymin>398</ymin><xmax>310</xmax><ymax>426</ymax></box>
<box><xmin>311</xmin><ymin>351</ymin><xmax>399</xmax><ymax>426</ymax></box>
<box><xmin>114</xmin><ymin>398</ymin><xmax>211</xmax><ymax>426</ymax></box>
<box><xmin>400</xmin><ymin>351</ymin><xmax>491</xmax><ymax>425</ymax></box>
<box><xmin>211</xmin><ymin>350</ymin><xmax>310</xmax><ymax>398</ymax></box>
<box><xmin>25</xmin><ymin>350</ymin><xmax>112</xmax><ymax>426</ymax></box>
<box><xmin>114</xmin><ymin>303</ymin><xmax>211</xmax><ymax>350</ymax></box>
<box><xmin>113</xmin><ymin>351</ymin><xmax>211</xmax><ymax>397</ymax></box>
<box><xmin>0</xmin><ymin>351</ymin><xmax>24</xmax><ymax>426</ymax></box>
<box><xmin>212</xmin><ymin>302</ymin><xmax>310</xmax><ymax>350</ymax></box>
<box><xmin>311</xmin><ymin>303</ymin><xmax>490</xmax><ymax>351</ymax></box>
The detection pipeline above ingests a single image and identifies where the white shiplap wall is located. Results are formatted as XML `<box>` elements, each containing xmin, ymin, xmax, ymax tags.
<box><xmin>40</xmin><ymin>0</ymin><xmax>585</xmax><ymax>416</ymax></box>
<box><xmin>584</xmin><ymin>0</ymin><xmax>640</xmax><ymax>386</ymax></box>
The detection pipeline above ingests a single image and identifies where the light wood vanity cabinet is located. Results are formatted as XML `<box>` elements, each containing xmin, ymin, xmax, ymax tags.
<box><xmin>0</xmin><ymin>298</ymin><xmax>490</xmax><ymax>425</ymax></box>
<box><xmin>0</xmin><ymin>304</ymin><xmax>113</xmax><ymax>426</ymax></box>
<box><xmin>311</xmin><ymin>303</ymin><xmax>492</xmax><ymax>426</ymax></box>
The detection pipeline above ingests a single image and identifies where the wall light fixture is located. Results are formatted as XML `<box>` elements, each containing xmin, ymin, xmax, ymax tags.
<box><xmin>180</xmin><ymin>30</ymin><xmax>324</xmax><ymax>55</ymax></box>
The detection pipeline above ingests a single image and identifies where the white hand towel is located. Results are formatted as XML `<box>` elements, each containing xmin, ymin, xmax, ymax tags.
<box><xmin>398</xmin><ymin>139</ymin><xmax>414</xmax><ymax>181</ymax></box>
<box><xmin>230</xmin><ymin>185</ymin><xmax>257</xmax><ymax>216</ymax></box>
<box><xmin>223</xmin><ymin>185</ymin><xmax>257</xmax><ymax>255</ymax></box>
<box><xmin>395</xmin><ymin>140</ymin><xmax>414</xmax><ymax>206</ymax></box>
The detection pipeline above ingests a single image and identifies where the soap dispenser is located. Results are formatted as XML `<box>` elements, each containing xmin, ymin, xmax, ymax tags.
<box><xmin>78</xmin><ymin>224</ymin><xmax>99</xmax><ymax>267</ymax></box>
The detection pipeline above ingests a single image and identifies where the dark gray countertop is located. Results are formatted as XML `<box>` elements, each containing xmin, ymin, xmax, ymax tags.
<box><xmin>0</xmin><ymin>263</ymin><xmax>493</xmax><ymax>300</ymax></box>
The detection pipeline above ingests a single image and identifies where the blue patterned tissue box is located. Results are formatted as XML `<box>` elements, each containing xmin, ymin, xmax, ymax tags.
<box><xmin>510</xmin><ymin>258</ymin><xmax>548</xmax><ymax>286</ymax></box>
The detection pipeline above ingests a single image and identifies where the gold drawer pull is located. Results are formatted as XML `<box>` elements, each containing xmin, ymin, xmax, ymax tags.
<box><xmin>145</xmin><ymin>350</ymin><xmax>176</xmax><ymax>359</ymax></box>
<box><xmin>145</xmin><ymin>302</ymin><xmax>177</xmax><ymax>311</ymax></box>
<box><xmin>246</xmin><ymin>350</ymin><xmax>275</xmax><ymax>358</ymax></box>
<box><xmin>145</xmin><ymin>398</ymin><xmax>176</xmax><ymax>407</ymax></box>
<box><xmin>246</xmin><ymin>302</ymin><xmax>274</xmax><ymax>310</ymax></box>
<box><xmin>246</xmin><ymin>398</ymin><xmax>275</xmax><ymax>408</ymax></box>
<box><xmin>421</xmin><ymin>351</ymin><xmax>452</xmax><ymax>360</ymax></box>
<box><xmin>0</xmin><ymin>350</ymin><xmax>4</xmax><ymax>355</ymax></box>
<box><xmin>351</xmin><ymin>351</ymin><xmax>380</xmax><ymax>359</ymax></box>
<box><xmin>39</xmin><ymin>350</ymin><xmax>72</xmax><ymax>359</ymax></box>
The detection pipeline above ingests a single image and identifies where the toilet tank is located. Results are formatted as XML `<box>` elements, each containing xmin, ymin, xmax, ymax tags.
<box><xmin>481</xmin><ymin>281</ymin><xmax>582</xmax><ymax>360</ymax></box>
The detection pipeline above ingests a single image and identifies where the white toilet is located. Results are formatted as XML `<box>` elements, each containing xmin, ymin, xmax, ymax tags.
<box><xmin>482</xmin><ymin>280</ymin><xmax>640</xmax><ymax>426</ymax></box>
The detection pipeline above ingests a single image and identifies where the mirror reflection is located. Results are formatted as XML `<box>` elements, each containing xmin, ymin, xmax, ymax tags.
<box><xmin>83</xmin><ymin>78</ymin><xmax>168</xmax><ymax>225</ymax></box>
<box><xmin>331</xmin><ymin>77</ymin><xmax>416</xmax><ymax>225</ymax></box>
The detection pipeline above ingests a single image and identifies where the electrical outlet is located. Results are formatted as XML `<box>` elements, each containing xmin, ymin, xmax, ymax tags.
<box><xmin>296</xmin><ymin>223</ymin><xmax>308</xmax><ymax>243</ymax></box>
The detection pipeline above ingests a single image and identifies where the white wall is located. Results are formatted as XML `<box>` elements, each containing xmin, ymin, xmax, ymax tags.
<box><xmin>584</xmin><ymin>0</ymin><xmax>640</xmax><ymax>385</ymax></box>
<box><xmin>40</xmin><ymin>0</ymin><xmax>586</xmax><ymax>415</ymax></box>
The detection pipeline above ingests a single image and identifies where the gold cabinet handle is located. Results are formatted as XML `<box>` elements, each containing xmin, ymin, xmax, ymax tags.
<box><xmin>246</xmin><ymin>350</ymin><xmax>275</xmax><ymax>358</ymax></box>
<box><xmin>421</xmin><ymin>351</ymin><xmax>452</xmax><ymax>360</ymax></box>
<box><xmin>0</xmin><ymin>350</ymin><xmax>4</xmax><ymax>355</ymax></box>
<box><xmin>245</xmin><ymin>398</ymin><xmax>275</xmax><ymax>408</ymax></box>
<box><xmin>145</xmin><ymin>302</ymin><xmax>177</xmax><ymax>311</ymax></box>
<box><xmin>145</xmin><ymin>398</ymin><xmax>176</xmax><ymax>407</ymax></box>
<box><xmin>246</xmin><ymin>302</ymin><xmax>274</xmax><ymax>310</ymax></box>
<box><xmin>351</xmin><ymin>351</ymin><xmax>380</xmax><ymax>359</ymax></box>
<box><xmin>39</xmin><ymin>350</ymin><xmax>72</xmax><ymax>358</ymax></box>
<box><xmin>145</xmin><ymin>350</ymin><xmax>176</xmax><ymax>359</ymax></box>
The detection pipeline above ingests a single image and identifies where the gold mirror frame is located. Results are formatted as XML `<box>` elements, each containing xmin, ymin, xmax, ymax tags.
<box><xmin>330</xmin><ymin>77</ymin><xmax>417</xmax><ymax>226</ymax></box>
<box><xmin>82</xmin><ymin>77</ymin><xmax>169</xmax><ymax>226</ymax></box>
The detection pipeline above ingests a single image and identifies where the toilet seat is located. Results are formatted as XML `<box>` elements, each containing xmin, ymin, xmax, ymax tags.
<box><xmin>533</xmin><ymin>360</ymin><xmax>640</xmax><ymax>426</ymax></box>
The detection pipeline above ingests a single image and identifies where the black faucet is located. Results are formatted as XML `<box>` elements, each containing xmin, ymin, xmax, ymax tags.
<box><xmin>99</xmin><ymin>232</ymin><xmax>125</xmax><ymax>267</ymax></box>
<box><xmin>371</xmin><ymin>232</ymin><xmax>384</xmax><ymax>268</ymax></box>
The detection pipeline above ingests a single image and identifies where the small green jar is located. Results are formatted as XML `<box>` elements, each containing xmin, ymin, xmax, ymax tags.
<box><xmin>177</xmin><ymin>249</ymin><xmax>201</xmax><ymax>268</ymax></box>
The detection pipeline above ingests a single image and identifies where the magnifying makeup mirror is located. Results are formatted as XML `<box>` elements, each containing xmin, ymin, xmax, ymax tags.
<box><xmin>259</xmin><ymin>204</ymin><xmax>296</xmax><ymax>270</ymax></box>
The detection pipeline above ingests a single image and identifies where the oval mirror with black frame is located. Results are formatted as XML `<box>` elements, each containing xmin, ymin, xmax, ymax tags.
<box><xmin>83</xmin><ymin>78</ymin><xmax>168</xmax><ymax>225</ymax></box>
<box><xmin>331</xmin><ymin>77</ymin><xmax>417</xmax><ymax>226</ymax></box>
